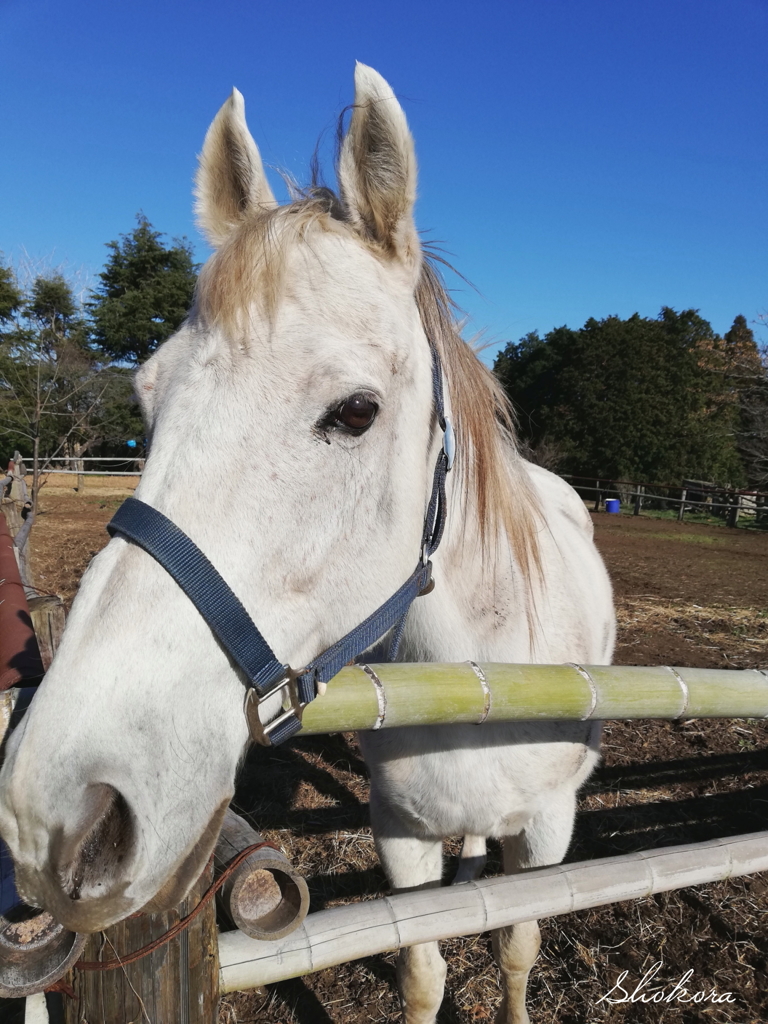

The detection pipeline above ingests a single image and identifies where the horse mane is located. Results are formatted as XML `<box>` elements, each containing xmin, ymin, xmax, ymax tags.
<box><xmin>194</xmin><ymin>191</ymin><xmax>542</xmax><ymax>590</ymax></box>
<box><xmin>414</xmin><ymin>257</ymin><xmax>542</xmax><ymax>588</ymax></box>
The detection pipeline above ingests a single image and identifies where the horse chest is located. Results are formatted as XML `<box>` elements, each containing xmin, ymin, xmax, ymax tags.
<box><xmin>360</xmin><ymin>722</ymin><xmax>600</xmax><ymax>838</ymax></box>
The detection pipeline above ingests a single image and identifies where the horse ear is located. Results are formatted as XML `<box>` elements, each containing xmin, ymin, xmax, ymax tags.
<box><xmin>338</xmin><ymin>64</ymin><xmax>420</xmax><ymax>269</ymax></box>
<box><xmin>195</xmin><ymin>89</ymin><xmax>276</xmax><ymax>248</ymax></box>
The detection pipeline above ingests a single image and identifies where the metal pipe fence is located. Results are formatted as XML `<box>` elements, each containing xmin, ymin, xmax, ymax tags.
<box><xmin>36</xmin><ymin>469</ymin><xmax>141</xmax><ymax>476</ymax></box>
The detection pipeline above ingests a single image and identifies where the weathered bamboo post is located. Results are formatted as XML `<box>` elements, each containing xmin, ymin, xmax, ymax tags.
<box><xmin>215</xmin><ymin>808</ymin><xmax>309</xmax><ymax>941</ymax></box>
<box><xmin>9</xmin><ymin>454</ymin><xmax>29</xmax><ymax>507</ymax></box>
<box><xmin>0</xmin><ymin>499</ymin><xmax>22</xmax><ymax>538</ymax></box>
<box><xmin>726</xmin><ymin>493</ymin><xmax>741</xmax><ymax>528</ymax></box>
<box><xmin>2</xmin><ymin>454</ymin><xmax>36</xmax><ymax>593</ymax></box>
<box><xmin>27</xmin><ymin>596</ymin><xmax>66</xmax><ymax>672</ymax></box>
<box><xmin>0</xmin><ymin>894</ymin><xmax>86</xmax><ymax>1000</ymax></box>
<box><xmin>64</xmin><ymin>860</ymin><xmax>219</xmax><ymax>1024</ymax></box>
<box><xmin>677</xmin><ymin>488</ymin><xmax>687</xmax><ymax>522</ymax></box>
<box><xmin>1</xmin><ymin>458</ymin><xmax>27</xmax><ymax>538</ymax></box>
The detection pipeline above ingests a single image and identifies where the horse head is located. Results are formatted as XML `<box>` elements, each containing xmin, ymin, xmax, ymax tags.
<box><xmin>0</xmin><ymin>64</ymin><xmax>442</xmax><ymax>931</ymax></box>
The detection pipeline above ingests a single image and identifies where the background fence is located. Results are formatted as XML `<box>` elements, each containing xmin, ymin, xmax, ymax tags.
<box><xmin>8</xmin><ymin>454</ymin><xmax>768</xmax><ymax>529</ymax></box>
<box><xmin>562</xmin><ymin>472</ymin><xmax>768</xmax><ymax>528</ymax></box>
<box><xmin>9</xmin><ymin>457</ymin><xmax>767</xmax><ymax>529</ymax></box>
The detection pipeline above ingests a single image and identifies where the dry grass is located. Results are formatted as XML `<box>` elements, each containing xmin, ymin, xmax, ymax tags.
<box><xmin>27</xmin><ymin>490</ymin><xmax>133</xmax><ymax>606</ymax></box>
<box><xmin>617</xmin><ymin>599</ymin><xmax>768</xmax><ymax>668</ymax></box>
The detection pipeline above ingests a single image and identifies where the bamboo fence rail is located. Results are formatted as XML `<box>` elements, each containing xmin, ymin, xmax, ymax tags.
<box><xmin>299</xmin><ymin>663</ymin><xmax>768</xmax><ymax>734</ymax></box>
<box><xmin>5</xmin><ymin>661</ymin><xmax>768</xmax><ymax>1010</ymax></box>
<box><xmin>3</xmin><ymin>665</ymin><xmax>767</xmax><ymax>752</ymax></box>
<box><xmin>218</xmin><ymin>830</ymin><xmax>768</xmax><ymax>992</ymax></box>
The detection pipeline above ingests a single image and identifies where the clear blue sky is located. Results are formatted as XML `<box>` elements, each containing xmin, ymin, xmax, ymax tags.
<box><xmin>1</xmin><ymin>0</ymin><xmax>766</xmax><ymax>361</ymax></box>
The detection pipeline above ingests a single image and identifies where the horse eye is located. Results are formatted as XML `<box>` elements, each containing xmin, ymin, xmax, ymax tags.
<box><xmin>335</xmin><ymin>394</ymin><xmax>378</xmax><ymax>431</ymax></box>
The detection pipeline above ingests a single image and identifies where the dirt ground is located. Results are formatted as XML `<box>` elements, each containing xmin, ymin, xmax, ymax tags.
<box><xmin>18</xmin><ymin>493</ymin><xmax>768</xmax><ymax>1022</ymax></box>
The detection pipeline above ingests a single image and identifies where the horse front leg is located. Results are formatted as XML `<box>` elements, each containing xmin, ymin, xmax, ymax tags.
<box><xmin>493</xmin><ymin>788</ymin><xmax>578</xmax><ymax>1024</ymax></box>
<box><xmin>370</xmin><ymin>786</ymin><xmax>447</xmax><ymax>1024</ymax></box>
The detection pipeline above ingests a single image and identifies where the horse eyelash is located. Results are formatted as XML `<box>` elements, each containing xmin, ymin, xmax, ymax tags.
<box><xmin>315</xmin><ymin>396</ymin><xmax>379</xmax><ymax>437</ymax></box>
<box><xmin>315</xmin><ymin>416</ymin><xmax>370</xmax><ymax>438</ymax></box>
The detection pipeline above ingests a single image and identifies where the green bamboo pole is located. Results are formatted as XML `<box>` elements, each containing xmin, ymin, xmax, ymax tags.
<box><xmin>300</xmin><ymin>663</ymin><xmax>768</xmax><ymax>735</ymax></box>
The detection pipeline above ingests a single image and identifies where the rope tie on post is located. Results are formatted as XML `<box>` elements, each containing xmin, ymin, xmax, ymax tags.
<box><xmin>69</xmin><ymin>841</ymin><xmax>279</xmax><ymax>974</ymax></box>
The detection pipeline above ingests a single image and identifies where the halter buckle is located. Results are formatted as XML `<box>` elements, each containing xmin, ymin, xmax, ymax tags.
<box><xmin>245</xmin><ymin>670</ymin><xmax>307</xmax><ymax>747</ymax></box>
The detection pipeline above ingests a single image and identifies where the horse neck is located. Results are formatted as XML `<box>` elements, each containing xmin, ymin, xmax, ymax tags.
<box><xmin>404</xmin><ymin>447</ymin><xmax>535</xmax><ymax>664</ymax></box>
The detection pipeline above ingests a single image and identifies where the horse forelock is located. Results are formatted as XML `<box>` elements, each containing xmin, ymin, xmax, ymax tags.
<box><xmin>194</xmin><ymin>193</ymin><xmax>350</xmax><ymax>339</ymax></box>
<box><xmin>193</xmin><ymin>188</ymin><xmax>542</xmax><ymax>592</ymax></box>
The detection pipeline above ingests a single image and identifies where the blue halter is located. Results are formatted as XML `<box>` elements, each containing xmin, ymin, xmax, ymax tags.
<box><xmin>107</xmin><ymin>347</ymin><xmax>454</xmax><ymax>746</ymax></box>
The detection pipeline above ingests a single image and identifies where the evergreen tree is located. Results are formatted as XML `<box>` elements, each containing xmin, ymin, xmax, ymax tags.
<box><xmin>88</xmin><ymin>214</ymin><xmax>198</xmax><ymax>363</ymax></box>
<box><xmin>0</xmin><ymin>262</ymin><xmax>22</xmax><ymax>327</ymax></box>
<box><xmin>2</xmin><ymin>274</ymin><xmax>91</xmax><ymax>467</ymax></box>
<box><xmin>724</xmin><ymin>314</ymin><xmax>768</xmax><ymax>485</ymax></box>
<box><xmin>724</xmin><ymin>314</ymin><xmax>757</xmax><ymax>354</ymax></box>
<box><xmin>494</xmin><ymin>308</ymin><xmax>744</xmax><ymax>485</ymax></box>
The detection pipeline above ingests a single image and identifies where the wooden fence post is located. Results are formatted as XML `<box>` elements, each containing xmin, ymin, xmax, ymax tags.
<box><xmin>633</xmin><ymin>485</ymin><xmax>643</xmax><ymax>516</ymax></box>
<box><xmin>593</xmin><ymin>481</ymin><xmax>601</xmax><ymax>512</ymax></box>
<box><xmin>64</xmin><ymin>860</ymin><xmax>219</xmax><ymax>1024</ymax></box>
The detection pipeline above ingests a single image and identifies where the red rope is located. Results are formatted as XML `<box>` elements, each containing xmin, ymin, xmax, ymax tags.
<box><xmin>72</xmin><ymin>841</ymin><xmax>279</xmax><ymax>972</ymax></box>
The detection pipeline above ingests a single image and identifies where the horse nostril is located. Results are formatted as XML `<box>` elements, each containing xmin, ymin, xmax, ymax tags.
<box><xmin>57</xmin><ymin>784</ymin><xmax>135</xmax><ymax>902</ymax></box>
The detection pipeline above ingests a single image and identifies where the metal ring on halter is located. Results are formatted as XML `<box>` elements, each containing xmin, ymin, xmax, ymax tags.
<box><xmin>244</xmin><ymin>670</ymin><xmax>306</xmax><ymax>747</ymax></box>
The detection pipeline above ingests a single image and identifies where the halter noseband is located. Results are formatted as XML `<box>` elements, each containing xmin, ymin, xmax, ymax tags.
<box><xmin>107</xmin><ymin>347</ymin><xmax>454</xmax><ymax>746</ymax></box>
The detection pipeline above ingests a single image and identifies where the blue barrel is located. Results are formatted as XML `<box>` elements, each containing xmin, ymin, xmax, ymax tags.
<box><xmin>605</xmin><ymin>498</ymin><xmax>620</xmax><ymax>514</ymax></box>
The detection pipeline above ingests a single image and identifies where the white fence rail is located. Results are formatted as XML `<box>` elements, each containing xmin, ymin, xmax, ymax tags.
<box><xmin>219</xmin><ymin>830</ymin><xmax>768</xmax><ymax>991</ymax></box>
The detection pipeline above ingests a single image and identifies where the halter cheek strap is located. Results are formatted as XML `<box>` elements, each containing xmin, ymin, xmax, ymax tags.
<box><xmin>107</xmin><ymin>347</ymin><xmax>454</xmax><ymax>746</ymax></box>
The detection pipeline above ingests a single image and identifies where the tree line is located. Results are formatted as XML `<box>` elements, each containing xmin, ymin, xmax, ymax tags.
<box><xmin>493</xmin><ymin>308</ymin><xmax>767</xmax><ymax>489</ymax></box>
<box><xmin>2</xmin><ymin>216</ymin><xmax>765</xmax><ymax>494</ymax></box>
<box><xmin>0</xmin><ymin>216</ymin><xmax>197</xmax><ymax>475</ymax></box>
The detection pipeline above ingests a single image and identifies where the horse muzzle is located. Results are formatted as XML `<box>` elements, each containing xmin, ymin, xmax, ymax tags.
<box><xmin>4</xmin><ymin>780</ymin><xmax>228</xmax><ymax>933</ymax></box>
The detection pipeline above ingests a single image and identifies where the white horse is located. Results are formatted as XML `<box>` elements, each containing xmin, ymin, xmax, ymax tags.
<box><xmin>0</xmin><ymin>65</ymin><xmax>614</xmax><ymax>1023</ymax></box>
